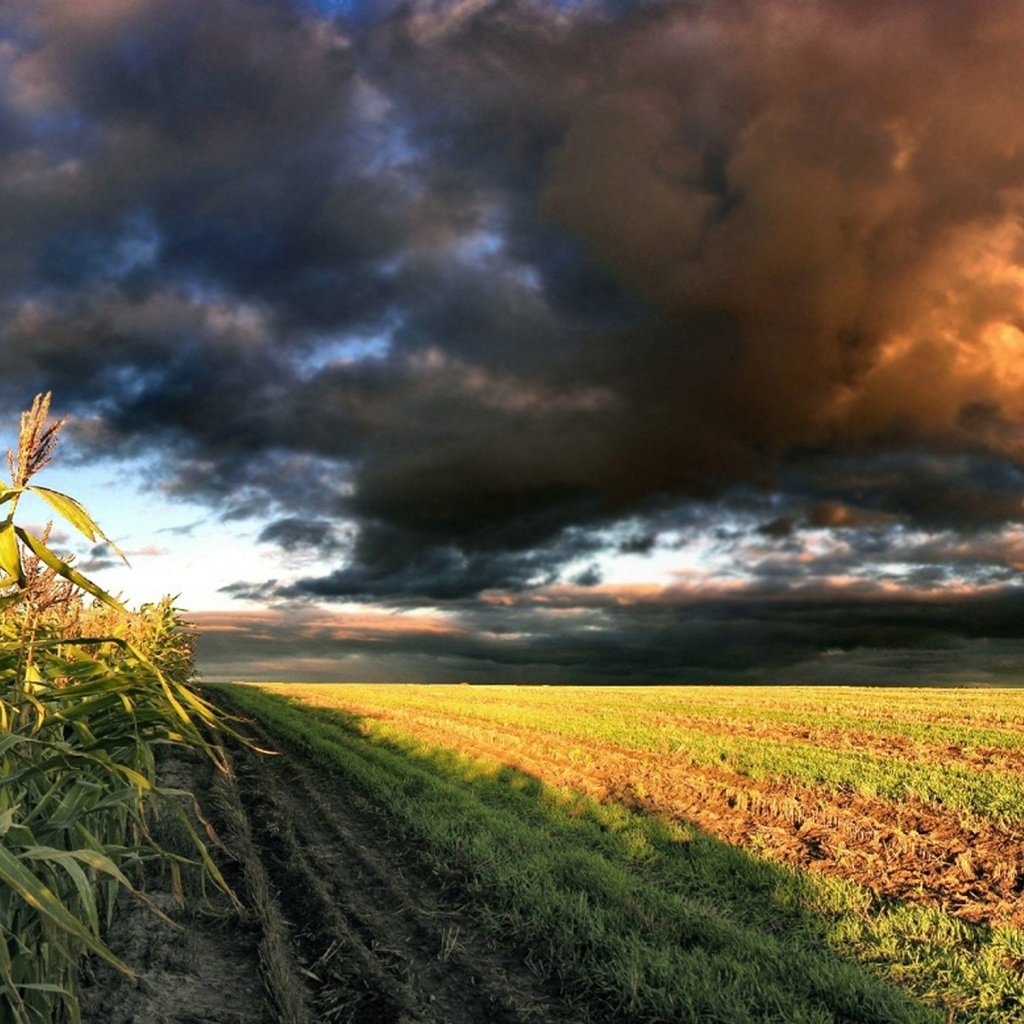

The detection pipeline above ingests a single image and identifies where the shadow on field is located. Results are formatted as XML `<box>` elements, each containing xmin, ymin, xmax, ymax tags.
<box><xmin>223</xmin><ymin>689</ymin><xmax>943</xmax><ymax>1024</ymax></box>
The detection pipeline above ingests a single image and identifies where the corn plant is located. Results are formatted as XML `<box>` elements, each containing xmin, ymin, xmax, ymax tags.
<box><xmin>0</xmin><ymin>394</ymin><xmax>231</xmax><ymax>1023</ymax></box>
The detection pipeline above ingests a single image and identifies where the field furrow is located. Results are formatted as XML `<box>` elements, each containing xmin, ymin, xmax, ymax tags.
<box><xmin>349</xmin><ymin>706</ymin><xmax>1024</xmax><ymax>927</ymax></box>
<box><xmin>271</xmin><ymin>685</ymin><xmax>1024</xmax><ymax>824</ymax></box>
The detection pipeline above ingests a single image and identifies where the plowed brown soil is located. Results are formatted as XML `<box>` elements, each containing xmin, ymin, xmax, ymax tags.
<box><xmin>82</xmin><ymin>720</ymin><xmax>579</xmax><ymax>1024</ymax></box>
<box><xmin>355</xmin><ymin>706</ymin><xmax>1024</xmax><ymax>929</ymax></box>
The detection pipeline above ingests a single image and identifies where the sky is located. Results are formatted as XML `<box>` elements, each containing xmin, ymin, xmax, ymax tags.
<box><xmin>4</xmin><ymin>0</ymin><xmax>1024</xmax><ymax>685</ymax></box>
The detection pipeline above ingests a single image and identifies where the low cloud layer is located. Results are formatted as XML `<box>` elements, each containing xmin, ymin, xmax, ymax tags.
<box><xmin>192</xmin><ymin>582</ymin><xmax>1024</xmax><ymax>685</ymax></box>
<box><xmin>6</xmin><ymin>0</ymin><xmax>1024</xmax><ymax>680</ymax></box>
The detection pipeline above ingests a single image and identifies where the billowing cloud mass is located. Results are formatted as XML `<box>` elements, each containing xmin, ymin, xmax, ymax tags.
<box><xmin>5</xmin><ymin>0</ymin><xmax>1024</xmax><ymax>681</ymax></box>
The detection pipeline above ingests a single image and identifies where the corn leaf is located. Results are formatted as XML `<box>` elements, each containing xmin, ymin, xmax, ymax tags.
<box><xmin>0</xmin><ymin>524</ymin><xmax>23</xmax><ymax>589</ymax></box>
<box><xmin>13</xmin><ymin>529</ymin><xmax>125</xmax><ymax>612</ymax></box>
<box><xmin>0</xmin><ymin>937</ymin><xmax>31</xmax><ymax>1023</ymax></box>
<box><xmin>0</xmin><ymin>845</ymin><xmax>133</xmax><ymax>977</ymax></box>
<box><xmin>0</xmin><ymin>394</ymin><xmax>231</xmax><ymax>1023</ymax></box>
<box><xmin>27</xmin><ymin>487</ymin><xmax>127</xmax><ymax>564</ymax></box>
<box><xmin>20</xmin><ymin>850</ymin><xmax>100</xmax><ymax>936</ymax></box>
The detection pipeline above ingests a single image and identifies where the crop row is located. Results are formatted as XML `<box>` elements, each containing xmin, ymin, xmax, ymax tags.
<box><xmin>255</xmin><ymin>682</ymin><xmax>1024</xmax><ymax>754</ymax></box>
<box><xmin>251</xmin><ymin>682</ymin><xmax>1024</xmax><ymax>734</ymax></box>
<box><xmin>255</xmin><ymin>684</ymin><xmax>1024</xmax><ymax>825</ymax></box>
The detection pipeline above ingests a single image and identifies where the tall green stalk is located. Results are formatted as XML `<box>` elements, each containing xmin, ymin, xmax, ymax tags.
<box><xmin>0</xmin><ymin>394</ymin><xmax>231</xmax><ymax>1023</ymax></box>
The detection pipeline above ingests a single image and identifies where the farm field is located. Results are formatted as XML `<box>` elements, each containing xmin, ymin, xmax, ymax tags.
<box><xmin>204</xmin><ymin>683</ymin><xmax>1024</xmax><ymax>1024</ymax></box>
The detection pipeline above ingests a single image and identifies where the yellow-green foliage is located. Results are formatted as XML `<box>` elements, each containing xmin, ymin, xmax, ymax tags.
<box><xmin>71</xmin><ymin>595</ymin><xmax>198</xmax><ymax>686</ymax></box>
<box><xmin>0</xmin><ymin>395</ymin><xmax>226</xmax><ymax>1023</ymax></box>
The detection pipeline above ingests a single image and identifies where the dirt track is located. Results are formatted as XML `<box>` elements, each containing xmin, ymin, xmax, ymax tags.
<box><xmin>82</xmin><ymin>717</ymin><xmax>576</xmax><ymax>1024</ymax></box>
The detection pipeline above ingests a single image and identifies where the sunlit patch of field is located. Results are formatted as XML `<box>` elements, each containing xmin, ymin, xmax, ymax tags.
<box><xmin>227</xmin><ymin>683</ymin><xmax>1024</xmax><ymax>1023</ymax></box>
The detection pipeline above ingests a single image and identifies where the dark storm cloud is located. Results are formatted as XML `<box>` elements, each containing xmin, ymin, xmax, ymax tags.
<box><xmin>254</xmin><ymin>521</ymin><xmax>605</xmax><ymax>600</ymax></box>
<box><xmin>777</xmin><ymin>451</ymin><xmax>1024</xmax><ymax>534</ymax></box>
<box><xmin>7</xmin><ymin>0</ymin><xmax>1024</xmax><ymax>677</ymax></box>
<box><xmin>469</xmin><ymin>580</ymin><xmax>1024</xmax><ymax>677</ymax></box>
<box><xmin>2</xmin><ymin>0</ymin><xmax>384</xmax><ymax>324</ymax></box>
<box><xmin>194</xmin><ymin>583</ymin><xmax>1024</xmax><ymax>684</ymax></box>
<box><xmin>257</xmin><ymin>517</ymin><xmax>348</xmax><ymax>554</ymax></box>
<box><xmin>338</xmin><ymin>0</ymin><xmax>1024</xmax><ymax>567</ymax></box>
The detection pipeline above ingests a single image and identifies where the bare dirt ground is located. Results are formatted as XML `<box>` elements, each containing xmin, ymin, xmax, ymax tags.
<box><xmin>81</xmin><ymin>719</ymin><xmax>578</xmax><ymax>1024</ymax></box>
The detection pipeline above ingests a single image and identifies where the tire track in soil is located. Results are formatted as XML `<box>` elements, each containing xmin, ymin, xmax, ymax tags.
<box><xmin>80</xmin><ymin>747</ymin><xmax>269</xmax><ymax>1024</ymax></box>
<box><xmin>223</xmin><ymin>716</ymin><xmax>577</xmax><ymax>1024</ymax></box>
